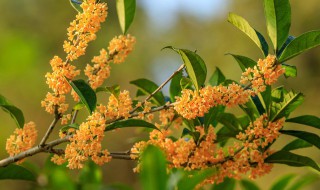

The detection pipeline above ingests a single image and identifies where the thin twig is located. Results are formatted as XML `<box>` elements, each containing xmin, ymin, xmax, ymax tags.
<box><xmin>39</xmin><ymin>115</ymin><xmax>61</xmax><ymax>146</ymax></box>
<box><xmin>71</xmin><ymin>110</ymin><xmax>78</xmax><ymax>124</ymax></box>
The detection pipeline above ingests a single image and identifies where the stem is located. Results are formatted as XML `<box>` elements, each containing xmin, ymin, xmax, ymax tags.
<box><xmin>71</xmin><ymin>110</ymin><xmax>78</xmax><ymax>124</ymax></box>
<box><xmin>39</xmin><ymin>114</ymin><xmax>61</xmax><ymax>146</ymax></box>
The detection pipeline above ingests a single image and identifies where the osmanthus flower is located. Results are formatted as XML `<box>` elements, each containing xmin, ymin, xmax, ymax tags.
<box><xmin>6</xmin><ymin>122</ymin><xmax>38</xmax><ymax>163</ymax></box>
<box><xmin>104</xmin><ymin>90</ymin><xmax>133</xmax><ymax>119</ymax></box>
<box><xmin>108</xmin><ymin>34</ymin><xmax>136</xmax><ymax>64</ymax></box>
<box><xmin>51</xmin><ymin>112</ymin><xmax>111</xmax><ymax>169</ymax></box>
<box><xmin>41</xmin><ymin>92</ymin><xmax>69</xmax><ymax>114</ymax></box>
<box><xmin>84</xmin><ymin>49</ymin><xmax>111</xmax><ymax>89</ymax></box>
<box><xmin>64</xmin><ymin>0</ymin><xmax>108</xmax><ymax>61</ymax></box>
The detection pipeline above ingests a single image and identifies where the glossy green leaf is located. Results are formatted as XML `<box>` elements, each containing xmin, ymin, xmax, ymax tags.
<box><xmin>0</xmin><ymin>94</ymin><xmax>24</xmax><ymax>128</ymax></box>
<box><xmin>169</xmin><ymin>70</ymin><xmax>183</xmax><ymax>102</ymax></box>
<box><xmin>211</xmin><ymin>177</ymin><xmax>236</xmax><ymax>190</ymax></box>
<box><xmin>270</xmin><ymin>174</ymin><xmax>296</xmax><ymax>190</ymax></box>
<box><xmin>240</xmin><ymin>179</ymin><xmax>260</xmax><ymax>190</ymax></box>
<box><xmin>96</xmin><ymin>85</ymin><xmax>120</xmax><ymax>97</ymax></box>
<box><xmin>286</xmin><ymin>115</ymin><xmax>320</xmax><ymax>129</ymax></box>
<box><xmin>265</xmin><ymin>151</ymin><xmax>320</xmax><ymax>172</ymax></box>
<box><xmin>251</xmin><ymin>95</ymin><xmax>265</xmax><ymax>115</ymax></box>
<box><xmin>0</xmin><ymin>164</ymin><xmax>36</xmax><ymax>181</ymax></box>
<box><xmin>140</xmin><ymin>145</ymin><xmax>168</xmax><ymax>190</ymax></box>
<box><xmin>105</xmin><ymin>119</ymin><xmax>158</xmax><ymax>131</ymax></box>
<box><xmin>227</xmin><ymin>54</ymin><xmax>257</xmax><ymax>72</ymax></box>
<box><xmin>216</xmin><ymin>113</ymin><xmax>241</xmax><ymax>131</ymax></box>
<box><xmin>263</xmin><ymin>0</ymin><xmax>291</xmax><ymax>50</ymax></box>
<box><xmin>69</xmin><ymin>0</ymin><xmax>83</xmax><ymax>12</ymax></box>
<box><xmin>130</xmin><ymin>78</ymin><xmax>165</xmax><ymax>106</ymax></box>
<box><xmin>177</xmin><ymin>169</ymin><xmax>215</xmax><ymax>190</ymax></box>
<box><xmin>164</xmin><ymin>47</ymin><xmax>207</xmax><ymax>91</ymax></box>
<box><xmin>69</xmin><ymin>79</ymin><xmax>97</xmax><ymax>114</ymax></box>
<box><xmin>280</xmin><ymin>130</ymin><xmax>320</xmax><ymax>149</ymax></box>
<box><xmin>279</xmin><ymin>30</ymin><xmax>320</xmax><ymax>62</ymax></box>
<box><xmin>282</xmin><ymin>64</ymin><xmax>297</xmax><ymax>78</ymax></box>
<box><xmin>260</xmin><ymin>85</ymin><xmax>272</xmax><ymax>114</ymax></box>
<box><xmin>204</xmin><ymin>105</ymin><xmax>225</xmax><ymax>130</ymax></box>
<box><xmin>270</xmin><ymin>90</ymin><xmax>304</xmax><ymax>121</ymax></box>
<box><xmin>282</xmin><ymin>139</ymin><xmax>312</xmax><ymax>151</ymax></box>
<box><xmin>228</xmin><ymin>13</ymin><xmax>268</xmax><ymax>56</ymax></box>
<box><xmin>287</xmin><ymin>174</ymin><xmax>319</xmax><ymax>190</ymax></box>
<box><xmin>116</xmin><ymin>0</ymin><xmax>136</xmax><ymax>34</ymax></box>
<box><xmin>208</xmin><ymin>67</ymin><xmax>226</xmax><ymax>86</ymax></box>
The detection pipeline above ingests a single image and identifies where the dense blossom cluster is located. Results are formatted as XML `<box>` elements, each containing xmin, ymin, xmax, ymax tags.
<box><xmin>131</xmin><ymin>114</ymin><xmax>285</xmax><ymax>185</ymax></box>
<box><xmin>51</xmin><ymin>112</ymin><xmax>111</xmax><ymax>169</ymax></box>
<box><xmin>104</xmin><ymin>90</ymin><xmax>133</xmax><ymax>119</ymax></box>
<box><xmin>108</xmin><ymin>34</ymin><xmax>136</xmax><ymax>64</ymax></box>
<box><xmin>174</xmin><ymin>55</ymin><xmax>284</xmax><ymax>119</ymax></box>
<box><xmin>6</xmin><ymin>122</ymin><xmax>38</xmax><ymax>163</ymax></box>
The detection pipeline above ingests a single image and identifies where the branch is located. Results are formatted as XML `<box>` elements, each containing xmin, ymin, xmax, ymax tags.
<box><xmin>39</xmin><ymin>114</ymin><xmax>61</xmax><ymax>146</ymax></box>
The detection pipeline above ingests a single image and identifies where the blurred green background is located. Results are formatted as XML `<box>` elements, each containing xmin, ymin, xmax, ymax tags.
<box><xmin>0</xmin><ymin>0</ymin><xmax>319</xmax><ymax>189</ymax></box>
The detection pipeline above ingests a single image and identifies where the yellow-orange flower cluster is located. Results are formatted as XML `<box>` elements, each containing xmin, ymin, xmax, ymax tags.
<box><xmin>64</xmin><ymin>0</ymin><xmax>108</xmax><ymax>61</ymax></box>
<box><xmin>241</xmin><ymin>55</ymin><xmax>285</xmax><ymax>93</ymax></box>
<box><xmin>51</xmin><ymin>112</ymin><xmax>111</xmax><ymax>169</ymax></box>
<box><xmin>108</xmin><ymin>34</ymin><xmax>136</xmax><ymax>64</ymax></box>
<box><xmin>85</xmin><ymin>49</ymin><xmax>111</xmax><ymax>89</ymax></box>
<box><xmin>6</xmin><ymin>122</ymin><xmax>38</xmax><ymax>163</ymax></box>
<box><xmin>104</xmin><ymin>90</ymin><xmax>133</xmax><ymax>119</ymax></box>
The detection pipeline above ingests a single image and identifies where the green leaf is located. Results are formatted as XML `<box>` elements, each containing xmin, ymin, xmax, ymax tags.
<box><xmin>60</xmin><ymin>123</ymin><xmax>79</xmax><ymax>133</ymax></box>
<box><xmin>130</xmin><ymin>78</ymin><xmax>165</xmax><ymax>106</ymax></box>
<box><xmin>216</xmin><ymin>113</ymin><xmax>241</xmax><ymax>132</ymax></box>
<box><xmin>177</xmin><ymin>169</ymin><xmax>215</xmax><ymax>190</ymax></box>
<box><xmin>0</xmin><ymin>94</ymin><xmax>24</xmax><ymax>128</ymax></box>
<box><xmin>211</xmin><ymin>177</ymin><xmax>236</xmax><ymax>190</ymax></box>
<box><xmin>164</xmin><ymin>47</ymin><xmax>207</xmax><ymax>91</ymax></box>
<box><xmin>140</xmin><ymin>145</ymin><xmax>168</xmax><ymax>190</ymax></box>
<box><xmin>277</xmin><ymin>36</ymin><xmax>295</xmax><ymax>57</ymax></box>
<box><xmin>280</xmin><ymin>130</ymin><xmax>320</xmax><ymax>149</ymax></box>
<box><xmin>286</xmin><ymin>115</ymin><xmax>320</xmax><ymax>129</ymax></box>
<box><xmin>180</xmin><ymin>77</ymin><xmax>193</xmax><ymax>90</ymax></box>
<box><xmin>0</xmin><ymin>164</ymin><xmax>36</xmax><ymax>181</ymax></box>
<box><xmin>78</xmin><ymin>160</ymin><xmax>102</xmax><ymax>185</ymax></box>
<box><xmin>270</xmin><ymin>90</ymin><xmax>304</xmax><ymax>121</ymax></box>
<box><xmin>105</xmin><ymin>119</ymin><xmax>158</xmax><ymax>132</ymax></box>
<box><xmin>260</xmin><ymin>85</ymin><xmax>272</xmax><ymax>114</ymax></box>
<box><xmin>239</xmin><ymin>98</ymin><xmax>260</xmax><ymax>122</ymax></box>
<box><xmin>270</xmin><ymin>174</ymin><xmax>296</xmax><ymax>190</ymax></box>
<box><xmin>263</xmin><ymin>0</ymin><xmax>291</xmax><ymax>50</ymax></box>
<box><xmin>279</xmin><ymin>30</ymin><xmax>320</xmax><ymax>62</ymax></box>
<box><xmin>69</xmin><ymin>0</ymin><xmax>83</xmax><ymax>12</ymax></box>
<box><xmin>204</xmin><ymin>105</ymin><xmax>226</xmax><ymax>130</ymax></box>
<box><xmin>69</xmin><ymin>79</ymin><xmax>97</xmax><ymax>114</ymax></box>
<box><xmin>282</xmin><ymin>64</ymin><xmax>297</xmax><ymax>78</ymax></box>
<box><xmin>227</xmin><ymin>54</ymin><xmax>257</xmax><ymax>72</ymax></box>
<box><xmin>282</xmin><ymin>139</ymin><xmax>312</xmax><ymax>151</ymax></box>
<box><xmin>227</xmin><ymin>13</ymin><xmax>268</xmax><ymax>56</ymax></box>
<box><xmin>169</xmin><ymin>70</ymin><xmax>183</xmax><ymax>102</ymax></box>
<box><xmin>208</xmin><ymin>67</ymin><xmax>226</xmax><ymax>86</ymax></box>
<box><xmin>238</xmin><ymin>115</ymin><xmax>251</xmax><ymax>129</ymax></box>
<box><xmin>240</xmin><ymin>179</ymin><xmax>260</xmax><ymax>190</ymax></box>
<box><xmin>216</xmin><ymin>126</ymin><xmax>238</xmax><ymax>146</ymax></box>
<box><xmin>287</xmin><ymin>174</ymin><xmax>319</xmax><ymax>190</ymax></box>
<box><xmin>73</xmin><ymin>102</ymin><xmax>85</xmax><ymax>111</ymax></box>
<box><xmin>96</xmin><ymin>85</ymin><xmax>120</xmax><ymax>97</ymax></box>
<box><xmin>116</xmin><ymin>0</ymin><xmax>136</xmax><ymax>34</ymax></box>
<box><xmin>265</xmin><ymin>151</ymin><xmax>320</xmax><ymax>172</ymax></box>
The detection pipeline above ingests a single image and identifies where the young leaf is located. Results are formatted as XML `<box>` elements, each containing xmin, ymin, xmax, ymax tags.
<box><xmin>282</xmin><ymin>139</ymin><xmax>312</xmax><ymax>151</ymax></box>
<box><xmin>211</xmin><ymin>177</ymin><xmax>236</xmax><ymax>190</ymax></box>
<box><xmin>169</xmin><ymin>70</ymin><xmax>183</xmax><ymax>102</ymax></box>
<box><xmin>69</xmin><ymin>79</ymin><xmax>97</xmax><ymax>114</ymax></box>
<box><xmin>105</xmin><ymin>119</ymin><xmax>158</xmax><ymax>131</ymax></box>
<box><xmin>270</xmin><ymin>90</ymin><xmax>304</xmax><ymax>121</ymax></box>
<box><xmin>130</xmin><ymin>78</ymin><xmax>165</xmax><ymax>106</ymax></box>
<box><xmin>69</xmin><ymin>0</ymin><xmax>83</xmax><ymax>12</ymax></box>
<box><xmin>270</xmin><ymin>174</ymin><xmax>296</xmax><ymax>190</ymax></box>
<box><xmin>265</xmin><ymin>151</ymin><xmax>320</xmax><ymax>172</ymax></box>
<box><xmin>208</xmin><ymin>67</ymin><xmax>226</xmax><ymax>86</ymax></box>
<box><xmin>116</xmin><ymin>0</ymin><xmax>136</xmax><ymax>34</ymax></box>
<box><xmin>280</xmin><ymin>130</ymin><xmax>320</xmax><ymax>149</ymax></box>
<box><xmin>281</xmin><ymin>64</ymin><xmax>297</xmax><ymax>78</ymax></box>
<box><xmin>0</xmin><ymin>164</ymin><xmax>36</xmax><ymax>181</ymax></box>
<box><xmin>0</xmin><ymin>94</ymin><xmax>25</xmax><ymax>128</ymax></box>
<box><xmin>140</xmin><ymin>145</ymin><xmax>168</xmax><ymax>190</ymax></box>
<box><xmin>227</xmin><ymin>13</ymin><xmax>268</xmax><ymax>56</ymax></box>
<box><xmin>240</xmin><ymin>179</ymin><xmax>260</xmax><ymax>190</ymax></box>
<box><xmin>227</xmin><ymin>54</ymin><xmax>257</xmax><ymax>72</ymax></box>
<box><xmin>177</xmin><ymin>169</ymin><xmax>215</xmax><ymax>190</ymax></box>
<box><xmin>279</xmin><ymin>30</ymin><xmax>320</xmax><ymax>62</ymax></box>
<box><xmin>286</xmin><ymin>115</ymin><xmax>320</xmax><ymax>129</ymax></box>
<box><xmin>163</xmin><ymin>47</ymin><xmax>207</xmax><ymax>91</ymax></box>
<box><xmin>263</xmin><ymin>0</ymin><xmax>291</xmax><ymax>50</ymax></box>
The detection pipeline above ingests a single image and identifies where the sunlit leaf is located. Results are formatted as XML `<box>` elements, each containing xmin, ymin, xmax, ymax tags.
<box><xmin>105</xmin><ymin>119</ymin><xmax>158</xmax><ymax>131</ymax></box>
<box><xmin>286</xmin><ymin>115</ymin><xmax>320</xmax><ymax>129</ymax></box>
<box><xmin>279</xmin><ymin>30</ymin><xmax>320</xmax><ymax>62</ymax></box>
<box><xmin>0</xmin><ymin>94</ymin><xmax>24</xmax><ymax>128</ymax></box>
<box><xmin>116</xmin><ymin>0</ymin><xmax>136</xmax><ymax>34</ymax></box>
<box><xmin>282</xmin><ymin>64</ymin><xmax>297</xmax><ymax>78</ymax></box>
<box><xmin>280</xmin><ymin>130</ymin><xmax>320</xmax><ymax>149</ymax></box>
<box><xmin>282</xmin><ymin>139</ymin><xmax>312</xmax><ymax>151</ymax></box>
<box><xmin>69</xmin><ymin>79</ymin><xmax>97</xmax><ymax>114</ymax></box>
<box><xmin>265</xmin><ymin>151</ymin><xmax>320</xmax><ymax>172</ymax></box>
<box><xmin>0</xmin><ymin>164</ymin><xmax>36</xmax><ymax>181</ymax></box>
<box><xmin>228</xmin><ymin>13</ymin><xmax>268</xmax><ymax>56</ymax></box>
